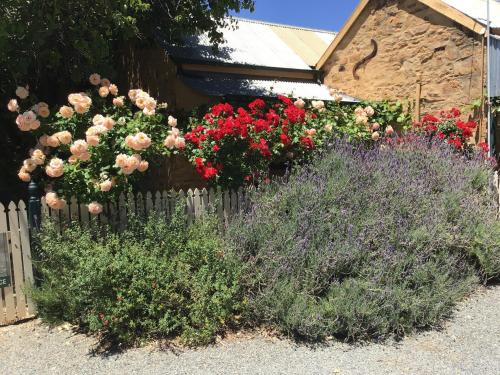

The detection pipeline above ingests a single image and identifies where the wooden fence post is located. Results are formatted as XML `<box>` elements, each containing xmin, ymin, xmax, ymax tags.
<box><xmin>27</xmin><ymin>181</ymin><xmax>41</xmax><ymax>231</ymax></box>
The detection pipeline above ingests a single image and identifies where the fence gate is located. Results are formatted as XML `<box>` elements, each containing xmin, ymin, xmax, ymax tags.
<box><xmin>0</xmin><ymin>201</ymin><xmax>36</xmax><ymax>325</ymax></box>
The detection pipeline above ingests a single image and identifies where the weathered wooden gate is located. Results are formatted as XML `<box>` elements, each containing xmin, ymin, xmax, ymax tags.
<box><xmin>0</xmin><ymin>201</ymin><xmax>36</xmax><ymax>325</ymax></box>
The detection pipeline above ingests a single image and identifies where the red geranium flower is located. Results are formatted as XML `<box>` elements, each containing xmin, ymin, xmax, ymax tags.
<box><xmin>212</xmin><ymin>144</ymin><xmax>220</xmax><ymax>152</ymax></box>
<box><xmin>300</xmin><ymin>136</ymin><xmax>314</xmax><ymax>149</ymax></box>
<box><xmin>248</xmin><ymin>99</ymin><xmax>266</xmax><ymax>112</ymax></box>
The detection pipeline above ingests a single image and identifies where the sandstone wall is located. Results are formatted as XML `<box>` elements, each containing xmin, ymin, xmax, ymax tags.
<box><xmin>322</xmin><ymin>0</ymin><xmax>484</xmax><ymax>117</ymax></box>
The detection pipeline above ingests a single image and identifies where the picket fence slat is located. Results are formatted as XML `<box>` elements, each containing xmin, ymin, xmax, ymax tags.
<box><xmin>0</xmin><ymin>202</ymin><xmax>16</xmax><ymax>325</ymax></box>
<box><xmin>17</xmin><ymin>201</ymin><xmax>36</xmax><ymax>316</ymax></box>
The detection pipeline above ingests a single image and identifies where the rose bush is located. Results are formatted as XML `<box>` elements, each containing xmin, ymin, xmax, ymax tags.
<box><xmin>8</xmin><ymin>74</ymin><xmax>184</xmax><ymax>213</ymax></box>
<box><xmin>413</xmin><ymin>108</ymin><xmax>487</xmax><ymax>154</ymax></box>
<box><xmin>182</xmin><ymin>96</ymin><xmax>407</xmax><ymax>189</ymax></box>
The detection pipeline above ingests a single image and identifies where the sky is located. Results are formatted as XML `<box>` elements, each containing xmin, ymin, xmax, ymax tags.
<box><xmin>230</xmin><ymin>0</ymin><xmax>359</xmax><ymax>31</ymax></box>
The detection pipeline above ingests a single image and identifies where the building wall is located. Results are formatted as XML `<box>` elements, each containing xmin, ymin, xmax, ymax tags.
<box><xmin>322</xmin><ymin>0</ymin><xmax>484</xmax><ymax>117</ymax></box>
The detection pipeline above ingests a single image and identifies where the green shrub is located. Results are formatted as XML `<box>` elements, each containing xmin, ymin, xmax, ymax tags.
<box><xmin>227</xmin><ymin>137</ymin><xmax>500</xmax><ymax>342</ymax></box>
<box><xmin>31</xmin><ymin>207</ymin><xmax>243</xmax><ymax>346</ymax></box>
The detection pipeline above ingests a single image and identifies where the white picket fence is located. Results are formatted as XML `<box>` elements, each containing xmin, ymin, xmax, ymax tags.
<box><xmin>0</xmin><ymin>201</ymin><xmax>36</xmax><ymax>326</ymax></box>
<box><xmin>41</xmin><ymin>188</ymin><xmax>248</xmax><ymax>231</ymax></box>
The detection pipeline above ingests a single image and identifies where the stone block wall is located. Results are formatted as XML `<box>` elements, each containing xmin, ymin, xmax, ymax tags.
<box><xmin>322</xmin><ymin>0</ymin><xmax>484</xmax><ymax>117</ymax></box>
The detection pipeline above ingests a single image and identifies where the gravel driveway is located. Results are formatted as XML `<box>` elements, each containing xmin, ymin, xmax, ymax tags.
<box><xmin>1</xmin><ymin>286</ymin><xmax>499</xmax><ymax>375</ymax></box>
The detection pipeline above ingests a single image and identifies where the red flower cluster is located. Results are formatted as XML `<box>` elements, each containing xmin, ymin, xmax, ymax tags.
<box><xmin>183</xmin><ymin>97</ymin><xmax>321</xmax><ymax>188</ymax></box>
<box><xmin>415</xmin><ymin>108</ymin><xmax>478</xmax><ymax>152</ymax></box>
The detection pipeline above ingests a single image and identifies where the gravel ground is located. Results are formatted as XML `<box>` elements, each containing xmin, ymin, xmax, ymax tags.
<box><xmin>1</xmin><ymin>286</ymin><xmax>499</xmax><ymax>375</ymax></box>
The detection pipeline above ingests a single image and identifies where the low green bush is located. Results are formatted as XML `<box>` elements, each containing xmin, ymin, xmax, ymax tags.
<box><xmin>31</xmin><ymin>207</ymin><xmax>243</xmax><ymax>346</ymax></box>
<box><xmin>227</xmin><ymin>137</ymin><xmax>500</xmax><ymax>342</ymax></box>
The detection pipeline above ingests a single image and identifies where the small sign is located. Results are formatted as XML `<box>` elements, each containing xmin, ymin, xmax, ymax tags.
<box><xmin>0</xmin><ymin>233</ymin><xmax>11</xmax><ymax>288</ymax></box>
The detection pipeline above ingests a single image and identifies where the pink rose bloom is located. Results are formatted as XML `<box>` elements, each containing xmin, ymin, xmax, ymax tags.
<box><xmin>15</xmin><ymin>86</ymin><xmax>29</xmax><ymax>100</ymax></box>
<box><xmin>70</xmin><ymin>140</ymin><xmax>88</xmax><ymax>156</ymax></box>
<box><xmin>163</xmin><ymin>135</ymin><xmax>176</xmax><ymax>149</ymax></box>
<box><xmin>372</xmin><ymin>123</ymin><xmax>380</xmax><ymax>131</ymax></box>
<box><xmin>89</xmin><ymin>73</ymin><xmax>101</xmax><ymax>86</ymax></box>
<box><xmin>175</xmin><ymin>137</ymin><xmax>186</xmax><ymax>149</ymax></box>
<box><xmin>294</xmin><ymin>98</ymin><xmax>305</xmax><ymax>109</ymax></box>
<box><xmin>99</xmin><ymin>180</ymin><xmax>113</xmax><ymax>192</ymax></box>
<box><xmin>98</xmin><ymin>86</ymin><xmax>109</xmax><ymax>98</ymax></box>
<box><xmin>109</xmin><ymin>84</ymin><xmax>118</xmax><ymax>96</ymax></box>
<box><xmin>372</xmin><ymin>131</ymin><xmax>381</xmax><ymax>141</ymax></box>
<box><xmin>113</xmin><ymin>97</ymin><xmax>125</xmax><ymax>107</ymax></box>
<box><xmin>137</xmin><ymin>160</ymin><xmax>149</xmax><ymax>172</ymax></box>
<box><xmin>168</xmin><ymin>115</ymin><xmax>177</xmax><ymax>127</ymax></box>
<box><xmin>88</xmin><ymin>202</ymin><xmax>103</xmax><ymax>215</ymax></box>
<box><xmin>385</xmin><ymin>125</ymin><xmax>394</xmax><ymax>135</ymax></box>
<box><xmin>7</xmin><ymin>99</ymin><xmax>19</xmax><ymax>112</ymax></box>
<box><xmin>102</xmin><ymin>117</ymin><xmax>115</xmax><ymax>130</ymax></box>
<box><xmin>100</xmin><ymin>78</ymin><xmax>111</xmax><ymax>87</ymax></box>
<box><xmin>18</xmin><ymin>168</ymin><xmax>31</xmax><ymax>182</ymax></box>
<box><xmin>23</xmin><ymin>159</ymin><xmax>37</xmax><ymax>172</ymax></box>
<box><xmin>55</xmin><ymin>131</ymin><xmax>72</xmax><ymax>145</ymax></box>
<box><xmin>86</xmin><ymin>134</ymin><xmax>100</xmax><ymax>146</ymax></box>
<box><xmin>59</xmin><ymin>105</ymin><xmax>74</xmax><ymax>119</ymax></box>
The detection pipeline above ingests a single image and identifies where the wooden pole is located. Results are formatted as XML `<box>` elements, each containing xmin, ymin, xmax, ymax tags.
<box><xmin>415</xmin><ymin>81</ymin><xmax>422</xmax><ymax>122</ymax></box>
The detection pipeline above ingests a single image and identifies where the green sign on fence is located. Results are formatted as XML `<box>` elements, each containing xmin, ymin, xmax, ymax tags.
<box><xmin>0</xmin><ymin>233</ymin><xmax>11</xmax><ymax>288</ymax></box>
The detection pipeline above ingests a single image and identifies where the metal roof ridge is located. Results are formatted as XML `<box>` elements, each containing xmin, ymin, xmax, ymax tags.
<box><xmin>230</xmin><ymin>16</ymin><xmax>338</xmax><ymax>35</ymax></box>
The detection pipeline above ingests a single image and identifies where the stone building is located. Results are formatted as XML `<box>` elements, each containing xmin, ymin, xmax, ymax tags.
<box><xmin>317</xmin><ymin>0</ymin><xmax>500</xmax><ymax>139</ymax></box>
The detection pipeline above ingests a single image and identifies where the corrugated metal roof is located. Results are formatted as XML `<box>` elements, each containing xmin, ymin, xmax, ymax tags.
<box><xmin>443</xmin><ymin>0</ymin><xmax>500</xmax><ymax>28</ymax></box>
<box><xmin>180</xmin><ymin>74</ymin><xmax>358</xmax><ymax>102</ymax></box>
<box><xmin>165</xmin><ymin>18</ymin><xmax>337</xmax><ymax>69</ymax></box>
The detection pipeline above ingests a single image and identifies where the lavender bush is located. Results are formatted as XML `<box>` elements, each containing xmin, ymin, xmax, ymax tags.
<box><xmin>227</xmin><ymin>137</ymin><xmax>500</xmax><ymax>341</ymax></box>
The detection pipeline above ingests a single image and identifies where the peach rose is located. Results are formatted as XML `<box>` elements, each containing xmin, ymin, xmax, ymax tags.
<box><xmin>46</xmin><ymin>135</ymin><xmax>61</xmax><ymax>148</ymax></box>
<box><xmin>102</xmin><ymin>117</ymin><xmax>115</xmax><ymax>130</ymax></box>
<box><xmin>23</xmin><ymin>110</ymin><xmax>36</xmax><ymax>123</ymax></box>
<box><xmin>125</xmin><ymin>135</ymin><xmax>139</xmax><ymax>150</ymax></box>
<box><xmin>135</xmin><ymin>132</ymin><xmax>151</xmax><ymax>149</ymax></box>
<box><xmin>332</xmin><ymin>93</ymin><xmax>343</xmax><ymax>103</ymax></box>
<box><xmin>7</xmin><ymin>99</ymin><xmax>19</xmax><ymax>112</ymax></box>
<box><xmin>312</xmin><ymin>100</ymin><xmax>325</xmax><ymax>111</ymax></box>
<box><xmin>115</xmin><ymin>154</ymin><xmax>128</xmax><ymax>168</ymax></box>
<box><xmin>100</xmin><ymin>78</ymin><xmax>111</xmax><ymax>87</ymax></box>
<box><xmin>74</xmin><ymin>104</ymin><xmax>89</xmax><ymax>114</ymax></box>
<box><xmin>31</xmin><ymin>149</ymin><xmax>46</xmax><ymax>165</ymax></box>
<box><xmin>364</xmin><ymin>106</ymin><xmax>375</xmax><ymax>117</ymax></box>
<box><xmin>68</xmin><ymin>155</ymin><xmax>78</xmax><ymax>164</ymax></box>
<box><xmin>324</xmin><ymin>124</ymin><xmax>333</xmax><ymax>133</ymax></box>
<box><xmin>143</xmin><ymin>107</ymin><xmax>155</xmax><ymax>116</ymax></box>
<box><xmin>128</xmin><ymin>89</ymin><xmax>138</xmax><ymax>101</ymax></box>
<box><xmin>175</xmin><ymin>137</ymin><xmax>186</xmax><ymax>149</ymax></box>
<box><xmin>385</xmin><ymin>125</ymin><xmax>394</xmax><ymax>136</ymax></box>
<box><xmin>109</xmin><ymin>84</ymin><xmax>118</xmax><ymax>96</ymax></box>
<box><xmin>305</xmin><ymin>128</ymin><xmax>317</xmax><ymax>137</ymax></box>
<box><xmin>92</xmin><ymin>114</ymin><xmax>104</xmax><ymax>126</ymax></box>
<box><xmin>99</xmin><ymin>180</ymin><xmax>113</xmax><ymax>192</ymax></box>
<box><xmin>354</xmin><ymin>107</ymin><xmax>365</xmax><ymax>116</ymax></box>
<box><xmin>49</xmin><ymin>157</ymin><xmax>64</xmax><ymax>171</ymax></box>
<box><xmin>70</xmin><ymin>140</ymin><xmax>88</xmax><ymax>156</ymax></box>
<box><xmin>135</xmin><ymin>96</ymin><xmax>146</xmax><ymax>109</ymax></box>
<box><xmin>355</xmin><ymin>115</ymin><xmax>369</xmax><ymax>125</ymax></box>
<box><xmin>23</xmin><ymin>158</ymin><xmax>37</xmax><ymax>172</ymax></box>
<box><xmin>39</xmin><ymin>134</ymin><xmax>49</xmax><ymax>147</ymax></box>
<box><xmin>78</xmin><ymin>152</ymin><xmax>91</xmax><ymax>162</ymax></box>
<box><xmin>137</xmin><ymin>160</ymin><xmax>149</xmax><ymax>172</ymax></box>
<box><xmin>29</xmin><ymin>120</ymin><xmax>41</xmax><ymax>130</ymax></box>
<box><xmin>15</xmin><ymin>114</ymin><xmax>30</xmax><ymax>131</ymax></box>
<box><xmin>372</xmin><ymin>123</ymin><xmax>380</xmax><ymax>131</ymax></box>
<box><xmin>37</xmin><ymin>104</ymin><xmax>50</xmax><ymax>118</ymax></box>
<box><xmin>88</xmin><ymin>202</ymin><xmax>103</xmax><ymax>215</ymax></box>
<box><xmin>18</xmin><ymin>168</ymin><xmax>31</xmax><ymax>182</ymax></box>
<box><xmin>372</xmin><ymin>131</ymin><xmax>380</xmax><ymax>141</ymax></box>
<box><xmin>168</xmin><ymin>115</ymin><xmax>177</xmax><ymax>127</ymax></box>
<box><xmin>145</xmin><ymin>98</ymin><xmax>157</xmax><ymax>110</ymax></box>
<box><xmin>98</xmin><ymin>86</ymin><xmax>109</xmax><ymax>98</ymax></box>
<box><xmin>163</xmin><ymin>135</ymin><xmax>176</xmax><ymax>149</ymax></box>
<box><xmin>59</xmin><ymin>105</ymin><xmax>74</xmax><ymax>118</ymax></box>
<box><xmin>55</xmin><ymin>131</ymin><xmax>72</xmax><ymax>145</ymax></box>
<box><xmin>86</xmin><ymin>134</ymin><xmax>100</xmax><ymax>146</ymax></box>
<box><xmin>89</xmin><ymin>73</ymin><xmax>101</xmax><ymax>86</ymax></box>
<box><xmin>15</xmin><ymin>86</ymin><xmax>29</xmax><ymax>99</ymax></box>
<box><xmin>45</xmin><ymin>192</ymin><xmax>66</xmax><ymax>210</ymax></box>
<box><xmin>169</xmin><ymin>127</ymin><xmax>180</xmax><ymax>137</ymax></box>
<box><xmin>294</xmin><ymin>98</ymin><xmax>305</xmax><ymax>109</ymax></box>
<box><xmin>113</xmin><ymin>96</ymin><xmax>125</xmax><ymax>107</ymax></box>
